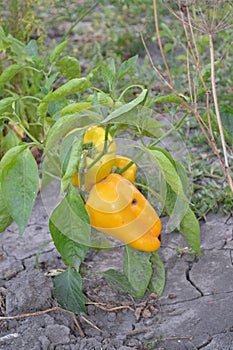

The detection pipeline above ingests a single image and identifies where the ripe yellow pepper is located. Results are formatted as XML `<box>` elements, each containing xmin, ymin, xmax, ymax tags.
<box><xmin>113</xmin><ymin>155</ymin><xmax>137</xmax><ymax>183</ymax></box>
<box><xmin>71</xmin><ymin>126</ymin><xmax>116</xmax><ymax>191</ymax></box>
<box><xmin>85</xmin><ymin>173</ymin><xmax>161</xmax><ymax>252</ymax></box>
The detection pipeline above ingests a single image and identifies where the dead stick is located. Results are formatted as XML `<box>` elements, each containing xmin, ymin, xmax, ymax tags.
<box><xmin>79</xmin><ymin>315</ymin><xmax>103</xmax><ymax>333</ymax></box>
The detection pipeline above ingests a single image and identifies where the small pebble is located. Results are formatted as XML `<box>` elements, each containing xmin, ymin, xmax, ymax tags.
<box><xmin>143</xmin><ymin>318</ymin><xmax>154</xmax><ymax>326</ymax></box>
<box><xmin>143</xmin><ymin>331</ymin><xmax>155</xmax><ymax>340</ymax></box>
<box><xmin>107</xmin><ymin>312</ymin><xmax>117</xmax><ymax>322</ymax></box>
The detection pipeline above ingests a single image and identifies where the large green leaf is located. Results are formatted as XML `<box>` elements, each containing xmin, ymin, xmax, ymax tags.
<box><xmin>149</xmin><ymin>252</ymin><xmax>165</xmax><ymax>297</ymax></box>
<box><xmin>54</xmin><ymin>268</ymin><xmax>86</xmax><ymax>314</ymax></box>
<box><xmin>164</xmin><ymin>184</ymin><xmax>201</xmax><ymax>254</ymax></box>
<box><xmin>148</xmin><ymin>148</ymin><xmax>188</xmax><ymax>202</ymax></box>
<box><xmin>179</xmin><ymin>207</ymin><xmax>201</xmax><ymax>254</ymax></box>
<box><xmin>56</xmin><ymin>56</ymin><xmax>81</xmax><ymax>79</ymax></box>
<box><xmin>0</xmin><ymin>128</ymin><xmax>21</xmax><ymax>154</ymax></box>
<box><xmin>61</xmin><ymin>102</ymin><xmax>91</xmax><ymax>116</ymax></box>
<box><xmin>124</xmin><ymin>246</ymin><xmax>152</xmax><ymax>299</ymax></box>
<box><xmin>117</xmin><ymin>55</ymin><xmax>138</xmax><ymax>80</ymax></box>
<box><xmin>45</xmin><ymin>111</ymin><xmax>101</xmax><ymax>151</ymax></box>
<box><xmin>0</xmin><ymin>184</ymin><xmax>13</xmax><ymax>233</ymax></box>
<box><xmin>49</xmin><ymin>220</ymin><xmax>89</xmax><ymax>270</ymax></box>
<box><xmin>49</xmin><ymin>39</ymin><xmax>69</xmax><ymax>63</ymax></box>
<box><xmin>0</xmin><ymin>64</ymin><xmax>22</xmax><ymax>88</ymax></box>
<box><xmin>43</xmin><ymin>78</ymin><xmax>91</xmax><ymax>103</ymax></box>
<box><xmin>153</xmin><ymin>93</ymin><xmax>190</xmax><ymax>104</ymax></box>
<box><xmin>0</xmin><ymin>145</ymin><xmax>39</xmax><ymax>235</ymax></box>
<box><xmin>60</xmin><ymin>135</ymin><xmax>84</xmax><ymax>193</ymax></box>
<box><xmin>102</xmin><ymin>89</ymin><xmax>148</xmax><ymax>123</ymax></box>
<box><xmin>101</xmin><ymin>58</ymin><xmax>116</xmax><ymax>91</ymax></box>
<box><xmin>148</xmin><ymin>148</ymin><xmax>189</xmax><ymax>230</ymax></box>
<box><xmin>41</xmin><ymin>149</ymin><xmax>61</xmax><ymax>189</ymax></box>
<box><xmin>102</xmin><ymin>269</ymin><xmax>136</xmax><ymax>295</ymax></box>
<box><xmin>49</xmin><ymin>185</ymin><xmax>91</xmax><ymax>246</ymax></box>
<box><xmin>59</xmin><ymin>128</ymin><xmax>84</xmax><ymax>174</ymax></box>
<box><xmin>0</xmin><ymin>95</ymin><xmax>18</xmax><ymax>114</ymax></box>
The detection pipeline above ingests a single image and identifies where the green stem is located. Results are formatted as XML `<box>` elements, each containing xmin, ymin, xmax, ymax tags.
<box><xmin>34</xmin><ymin>239</ymin><xmax>53</xmax><ymax>269</ymax></box>
<box><xmin>61</xmin><ymin>1</ymin><xmax>100</xmax><ymax>41</ymax></box>
<box><xmin>118</xmin><ymin>112</ymin><xmax>190</xmax><ymax>175</ymax></box>
<box><xmin>149</xmin><ymin>111</ymin><xmax>190</xmax><ymax>148</ymax></box>
<box><xmin>134</xmin><ymin>181</ymin><xmax>163</xmax><ymax>204</ymax></box>
<box><xmin>20</xmin><ymin>96</ymin><xmax>41</xmax><ymax>102</ymax></box>
<box><xmin>78</xmin><ymin>152</ymin><xmax>87</xmax><ymax>202</ymax></box>
<box><xmin>12</xmin><ymin>109</ymin><xmax>43</xmax><ymax>148</ymax></box>
<box><xmin>86</xmin><ymin>125</ymin><xmax>112</xmax><ymax>171</ymax></box>
<box><xmin>0</xmin><ymin>115</ymin><xmax>43</xmax><ymax>149</ymax></box>
<box><xmin>117</xmin><ymin>160</ymin><xmax>135</xmax><ymax>175</ymax></box>
<box><xmin>17</xmin><ymin>123</ymin><xmax>43</xmax><ymax>149</ymax></box>
<box><xmin>118</xmin><ymin>84</ymin><xmax>144</xmax><ymax>101</ymax></box>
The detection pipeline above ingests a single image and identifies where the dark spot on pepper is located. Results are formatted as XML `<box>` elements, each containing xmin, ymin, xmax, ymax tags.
<box><xmin>131</xmin><ymin>198</ymin><xmax>137</xmax><ymax>205</ymax></box>
<box><xmin>158</xmin><ymin>234</ymin><xmax>161</xmax><ymax>242</ymax></box>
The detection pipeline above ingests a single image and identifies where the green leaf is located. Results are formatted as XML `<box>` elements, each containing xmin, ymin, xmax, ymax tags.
<box><xmin>54</xmin><ymin>267</ymin><xmax>86</xmax><ymax>314</ymax></box>
<box><xmin>37</xmin><ymin>101</ymin><xmax>49</xmax><ymax>121</ymax></box>
<box><xmin>49</xmin><ymin>40</ymin><xmax>69</xmax><ymax>63</ymax></box>
<box><xmin>102</xmin><ymin>89</ymin><xmax>148</xmax><ymax>123</ymax></box>
<box><xmin>201</xmin><ymin>60</ymin><xmax>221</xmax><ymax>81</ymax></box>
<box><xmin>59</xmin><ymin>129</ymin><xmax>84</xmax><ymax>175</ymax></box>
<box><xmin>179</xmin><ymin>207</ymin><xmax>201</xmax><ymax>254</ymax></box>
<box><xmin>153</xmin><ymin>93</ymin><xmax>189</xmax><ymax>104</ymax></box>
<box><xmin>45</xmin><ymin>111</ymin><xmax>100</xmax><ymax>151</ymax></box>
<box><xmin>90</xmin><ymin>228</ymin><xmax>113</xmax><ymax>250</ymax></box>
<box><xmin>117</xmin><ymin>55</ymin><xmax>138</xmax><ymax>80</ymax></box>
<box><xmin>0</xmin><ymin>95</ymin><xmax>18</xmax><ymax>113</ymax></box>
<box><xmin>149</xmin><ymin>252</ymin><xmax>165</xmax><ymax>297</ymax></box>
<box><xmin>42</xmin><ymin>78</ymin><xmax>91</xmax><ymax>103</ymax></box>
<box><xmin>25</xmin><ymin>40</ymin><xmax>39</xmax><ymax>57</ymax></box>
<box><xmin>164</xmin><ymin>43</ymin><xmax>174</xmax><ymax>53</ymax></box>
<box><xmin>60</xmin><ymin>135</ymin><xmax>84</xmax><ymax>193</ymax></box>
<box><xmin>0</xmin><ymin>184</ymin><xmax>13</xmax><ymax>233</ymax></box>
<box><xmin>41</xmin><ymin>149</ymin><xmax>61</xmax><ymax>189</ymax></box>
<box><xmin>134</xmin><ymin>107</ymin><xmax>164</xmax><ymax>138</ymax></box>
<box><xmin>101</xmin><ymin>58</ymin><xmax>116</xmax><ymax>91</ymax></box>
<box><xmin>49</xmin><ymin>220</ymin><xmax>89</xmax><ymax>269</ymax></box>
<box><xmin>49</xmin><ymin>186</ymin><xmax>91</xmax><ymax>246</ymax></box>
<box><xmin>44</xmin><ymin>72</ymin><xmax>59</xmax><ymax>91</ymax></box>
<box><xmin>102</xmin><ymin>269</ymin><xmax>136</xmax><ymax>295</ymax></box>
<box><xmin>61</xmin><ymin>102</ymin><xmax>91</xmax><ymax>116</ymax></box>
<box><xmin>0</xmin><ymin>64</ymin><xmax>22</xmax><ymax>88</ymax></box>
<box><xmin>1</xmin><ymin>128</ymin><xmax>21</xmax><ymax>154</ymax></box>
<box><xmin>86</xmin><ymin>92</ymin><xmax>113</xmax><ymax>107</ymax></box>
<box><xmin>56</xmin><ymin>56</ymin><xmax>81</xmax><ymax>79</ymax></box>
<box><xmin>0</xmin><ymin>146</ymin><xmax>39</xmax><ymax>235</ymax></box>
<box><xmin>148</xmin><ymin>148</ymin><xmax>188</xmax><ymax>202</ymax></box>
<box><xmin>124</xmin><ymin>246</ymin><xmax>152</xmax><ymax>299</ymax></box>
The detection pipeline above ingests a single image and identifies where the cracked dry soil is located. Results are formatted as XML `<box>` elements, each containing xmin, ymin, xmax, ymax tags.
<box><xmin>0</xmin><ymin>195</ymin><xmax>233</xmax><ymax>350</ymax></box>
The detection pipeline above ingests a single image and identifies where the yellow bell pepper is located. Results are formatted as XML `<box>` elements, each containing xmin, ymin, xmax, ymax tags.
<box><xmin>85</xmin><ymin>173</ymin><xmax>161</xmax><ymax>252</ymax></box>
<box><xmin>113</xmin><ymin>155</ymin><xmax>137</xmax><ymax>182</ymax></box>
<box><xmin>71</xmin><ymin>126</ymin><xmax>116</xmax><ymax>191</ymax></box>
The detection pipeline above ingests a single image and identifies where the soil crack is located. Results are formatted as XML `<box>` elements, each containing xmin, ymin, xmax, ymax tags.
<box><xmin>230</xmin><ymin>250</ymin><xmax>233</xmax><ymax>266</ymax></box>
<box><xmin>186</xmin><ymin>261</ymin><xmax>204</xmax><ymax>296</ymax></box>
<box><xmin>197</xmin><ymin>338</ymin><xmax>212</xmax><ymax>349</ymax></box>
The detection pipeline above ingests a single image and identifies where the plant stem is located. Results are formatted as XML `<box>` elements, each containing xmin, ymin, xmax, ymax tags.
<box><xmin>86</xmin><ymin>125</ymin><xmax>112</xmax><ymax>171</ymax></box>
<box><xmin>209</xmin><ymin>34</ymin><xmax>233</xmax><ymax>193</ymax></box>
<box><xmin>61</xmin><ymin>1</ymin><xmax>100</xmax><ymax>41</ymax></box>
<box><xmin>153</xmin><ymin>0</ymin><xmax>174</xmax><ymax>87</ymax></box>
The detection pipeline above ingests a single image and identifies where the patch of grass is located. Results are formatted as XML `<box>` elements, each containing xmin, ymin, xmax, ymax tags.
<box><xmin>179</xmin><ymin>118</ymin><xmax>233</xmax><ymax>220</ymax></box>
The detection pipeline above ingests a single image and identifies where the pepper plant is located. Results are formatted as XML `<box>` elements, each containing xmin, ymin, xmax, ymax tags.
<box><xmin>0</xmin><ymin>28</ymin><xmax>200</xmax><ymax>314</ymax></box>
